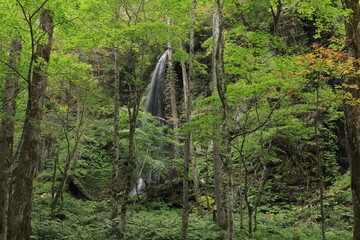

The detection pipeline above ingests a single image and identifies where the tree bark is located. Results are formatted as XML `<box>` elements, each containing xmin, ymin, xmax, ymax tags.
<box><xmin>341</xmin><ymin>1</ymin><xmax>360</xmax><ymax>239</ymax></box>
<box><xmin>191</xmin><ymin>145</ymin><xmax>202</xmax><ymax>216</ymax></box>
<box><xmin>166</xmin><ymin>26</ymin><xmax>179</xmax><ymax>140</ymax></box>
<box><xmin>0</xmin><ymin>39</ymin><xmax>22</xmax><ymax>240</ymax></box>
<box><xmin>167</xmin><ymin>55</ymin><xmax>178</xmax><ymax>133</ymax></box>
<box><xmin>120</xmin><ymin>104</ymin><xmax>139</xmax><ymax>228</ymax></box>
<box><xmin>212</xmin><ymin>0</ymin><xmax>229</xmax><ymax>232</ymax></box>
<box><xmin>166</xmin><ymin>45</ymin><xmax>179</xmax><ymax>179</ymax></box>
<box><xmin>8</xmin><ymin>9</ymin><xmax>53</xmax><ymax>240</ymax></box>
<box><xmin>213</xmin><ymin>0</ymin><xmax>235</xmax><ymax>238</ymax></box>
<box><xmin>181</xmin><ymin>1</ymin><xmax>196</xmax><ymax>239</ymax></box>
<box><xmin>111</xmin><ymin>50</ymin><xmax>120</xmax><ymax>219</ymax></box>
<box><xmin>270</xmin><ymin>0</ymin><xmax>282</xmax><ymax>37</ymax></box>
<box><xmin>212</xmin><ymin>140</ymin><xmax>227</xmax><ymax>229</ymax></box>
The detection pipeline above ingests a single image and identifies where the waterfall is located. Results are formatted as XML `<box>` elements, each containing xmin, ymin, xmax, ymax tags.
<box><xmin>130</xmin><ymin>52</ymin><xmax>168</xmax><ymax>195</ymax></box>
<box><xmin>129</xmin><ymin>178</ymin><xmax>146</xmax><ymax>196</ymax></box>
<box><xmin>144</xmin><ymin>52</ymin><xmax>168</xmax><ymax>117</ymax></box>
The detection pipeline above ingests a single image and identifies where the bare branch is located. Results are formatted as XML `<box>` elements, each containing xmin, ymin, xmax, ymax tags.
<box><xmin>0</xmin><ymin>59</ymin><xmax>29</xmax><ymax>83</ymax></box>
<box><xmin>15</xmin><ymin>0</ymin><xmax>30</xmax><ymax>25</ymax></box>
<box><xmin>230</xmin><ymin>90</ymin><xmax>293</xmax><ymax>140</ymax></box>
<box><xmin>30</xmin><ymin>0</ymin><xmax>50</xmax><ymax>19</ymax></box>
<box><xmin>0</xmin><ymin>86</ymin><xmax>27</xmax><ymax>110</ymax></box>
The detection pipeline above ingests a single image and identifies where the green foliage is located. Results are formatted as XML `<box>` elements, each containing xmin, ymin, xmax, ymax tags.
<box><xmin>296</xmin><ymin>0</ymin><xmax>349</xmax><ymax>38</ymax></box>
<box><xmin>329</xmin><ymin>172</ymin><xmax>352</xmax><ymax>204</ymax></box>
<box><xmin>0</xmin><ymin>0</ymin><xmax>354</xmax><ymax>238</ymax></box>
<box><xmin>111</xmin><ymin>211</ymin><xmax>225</xmax><ymax>240</ymax></box>
<box><xmin>31</xmin><ymin>192</ymin><xmax>352</xmax><ymax>240</ymax></box>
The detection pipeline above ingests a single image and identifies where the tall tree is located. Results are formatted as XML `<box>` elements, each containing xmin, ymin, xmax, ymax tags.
<box><xmin>212</xmin><ymin>0</ymin><xmax>228</xmax><ymax>232</ymax></box>
<box><xmin>0</xmin><ymin>39</ymin><xmax>22</xmax><ymax>240</ymax></box>
<box><xmin>111</xmin><ymin>49</ymin><xmax>121</xmax><ymax>219</ymax></box>
<box><xmin>182</xmin><ymin>1</ymin><xmax>197</xmax><ymax>238</ymax></box>
<box><xmin>213</xmin><ymin>0</ymin><xmax>236</xmax><ymax>238</ymax></box>
<box><xmin>341</xmin><ymin>1</ymin><xmax>360</xmax><ymax>239</ymax></box>
<box><xmin>8</xmin><ymin>7</ymin><xmax>54</xmax><ymax>240</ymax></box>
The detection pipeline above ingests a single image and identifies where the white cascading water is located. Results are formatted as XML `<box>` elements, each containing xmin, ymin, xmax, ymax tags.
<box><xmin>130</xmin><ymin>52</ymin><xmax>168</xmax><ymax>196</ymax></box>
<box><xmin>144</xmin><ymin>52</ymin><xmax>168</xmax><ymax>117</ymax></box>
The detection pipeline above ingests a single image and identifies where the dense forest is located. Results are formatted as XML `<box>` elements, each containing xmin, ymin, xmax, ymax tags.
<box><xmin>1</xmin><ymin>0</ymin><xmax>360</xmax><ymax>239</ymax></box>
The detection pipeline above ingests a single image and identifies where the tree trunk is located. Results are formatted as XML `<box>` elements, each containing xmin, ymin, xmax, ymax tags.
<box><xmin>166</xmin><ymin>29</ymin><xmax>179</xmax><ymax>141</ymax></box>
<box><xmin>242</xmin><ymin>158</ymin><xmax>253</xmax><ymax>237</ymax></box>
<box><xmin>212</xmin><ymin>140</ymin><xmax>227</xmax><ymax>229</ymax></box>
<box><xmin>224</xmin><ymin>138</ymin><xmax>234</xmax><ymax>240</ymax></box>
<box><xmin>166</xmin><ymin>46</ymin><xmax>179</xmax><ymax>179</ymax></box>
<box><xmin>341</xmin><ymin>1</ymin><xmax>360</xmax><ymax>239</ymax></box>
<box><xmin>180</xmin><ymin>60</ymin><xmax>190</xmax><ymax>239</ymax></box>
<box><xmin>238</xmin><ymin>188</ymin><xmax>244</xmax><ymax>229</ymax></box>
<box><xmin>270</xmin><ymin>0</ymin><xmax>282</xmax><ymax>37</ymax></box>
<box><xmin>167</xmin><ymin>50</ymin><xmax>179</xmax><ymax>133</ymax></box>
<box><xmin>111</xmin><ymin>50</ymin><xmax>121</xmax><ymax>219</ymax></box>
<box><xmin>0</xmin><ymin>39</ymin><xmax>22</xmax><ymax>240</ymax></box>
<box><xmin>50</xmin><ymin>105</ymin><xmax>83</xmax><ymax>218</ymax></box>
<box><xmin>212</xmin><ymin>0</ymin><xmax>229</xmax><ymax>233</ymax></box>
<box><xmin>191</xmin><ymin>145</ymin><xmax>202</xmax><ymax>216</ymax></box>
<box><xmin>314</xmin><ymin>84</ymin><xmax>326</xmax><ymax>240</ymax></box>
<box><xmin>120</xmin><ymin>106</ymin><xmax>138</xmax><ymax>228</ymax></box>
<box><xmin>252</xmin><ymin>165</ymin><xmax>268</xmax><ymax>232</ymax></box>
<box><xmin>181</xmin><ymin>1</ymin><xmax>196</xmax><ymax>239</ymax></box>
<box><xmin>8</xmin><ymin>9</ymin><xmax>53</xmax><ymax>240</ymax></box>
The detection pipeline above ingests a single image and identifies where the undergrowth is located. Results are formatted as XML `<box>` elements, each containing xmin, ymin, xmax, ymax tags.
<box><xmin>31</xmin><ymin>173</ymin><xmax>352</xmax><ymax>239</ymax></box>
<box><xmin>31</xmin><ymin>196</ymin><xmax>352</xmax><ymax>239</ymax></box>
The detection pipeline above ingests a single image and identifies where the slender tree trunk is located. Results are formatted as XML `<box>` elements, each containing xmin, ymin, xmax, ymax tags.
<box><xmin>111</xmin><ymin>50</ymin><xmax>121</xmax><ymax>219</ymax></box>
<box><xmin>314</xmin><ymin>83</ymin><xmax>326</xmax><ymax>240</ymax></box>
<box><xmin>243</xmin><ymin>162</ymin><xmax>253</xmax><ymax>238</ymax></box>
<box><xmin>167</xmin><ymin>56</ymin><xmax>178</xmax><ymax>133</ymax></box>
<box><xmin>182</xmin><ymin>130</ymin><xmax>191</xmax><ymax>240</ymax></box>
<box><xmin>270</xmin><ymin>0</ymin><xmax>282</xmax><ymax>37</ymax></box>
<box><xmin>341</xmin><ymin>1</ymin><xmax>360</xmax><ymax>239</ymax></box>
<box><xmin>50</xmin><ymin>145</ymin><xmax>59</xmax><ymax>216</ymax></box>
<box><xmin>224</xmin><ymin>138</ymin><xmax>234</xmax><ymax>240</ymax></box>
<box><xmin>344</xmin><ymin>90</ymin><xmax>360</xmax><ymax>240</ymax></box>
<box><xmin>40</xmin><ymin>134</ymin><xmax>52</xmax><ymax>168</ymax></box>
<box><xmin>191</xmin><ymin>145</ymin><xmax>202</xmax><ymax>216</ymax></box>
<box><xmin>0</xmin><ymin>39</ymin><xmax>22</xmax><ymax>240</ymax></box>
<box><xmin>50</xmin><ymin>105</ymin><xmax>83</xmax><ymax>218</ymax></box>
<box><xmin>120</xmin><ymin>106</ymin><xmax>138</xmax><ymax>228</ymax></box>
<box><xmin>235</xmin><ymin>141</ymin><xmax>253</xmax><ymax>237</ymax></box>
<box><xmin>167</xmin><ymin>51</ymin><xmax>179</xmax><ymax>131</ymax></box>
<box><xmin>8</xmin><ymin>9</ymin><xmax>54</xmax><ymax>240</ymax></box>
<box><xmin>252</xmin><ymin>165</ymin><xmax>268</xmax><ymax>232</ymax></box>
<box><xmin>182</xmin><ymin>1</ymin><xmax>196</xmax><ymax>239</ymax></box>
<box><xmin>212</xmin><ymin>140</ymin><xmax>227</xmax><ymax>229</ymax></box>
<box><xmin>166</xmin><ymin>44</ymin><xmax>179</xmax><ymax>179</ymax></box>
<box><xmin>181</xmin><ymin>60</ymin><xmax>190</xmax><ymax>238</ymax></box>
<box><xmin>166</xmin><ymin>21</ymin><xmax>179</xmax><ymax>143</ymax></box>
<box><xmin>238</xmin><ymin>188</ymin><xmax>244</xmax><ymax>229</ymax></box>
<box><xmin>212</xmin><ymin>0</ymin><xmax>231</xmax><ymax>235</ymax></box>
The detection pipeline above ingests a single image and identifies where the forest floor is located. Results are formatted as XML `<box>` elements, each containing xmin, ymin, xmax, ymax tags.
<box><xmin>31</xmin><ymin>191</ymin><xmax>353</xmax><ymax>240</ymax></box>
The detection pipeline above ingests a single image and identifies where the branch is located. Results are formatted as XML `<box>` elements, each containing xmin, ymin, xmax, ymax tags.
<box><xmin>33</xmin><ymin>17</ymin><xmax>79</xmax><ymax>47</ymax></box>
<box><xmin>30</xmin><ymin>0</ymin><xmax>50</xmax><ymax>20</ymax></box>
<box><xmin>0</xmin><ymin>59</ymin><xmax>29</xmax><ymax>83</ymax></box>
<box><xmin>230</xmin><ymin>90</ymin><xmax>293</xmax><ymax>140</ymax></box>
<box><xmin>15</xmin><ymin>0</ymin><xmax>31</xmax><ymax>25</ymax></box>
<box><xmin>0</xmin><ymin>86</ymin><xmax>27</xmax><ymax>110</ymax></box>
